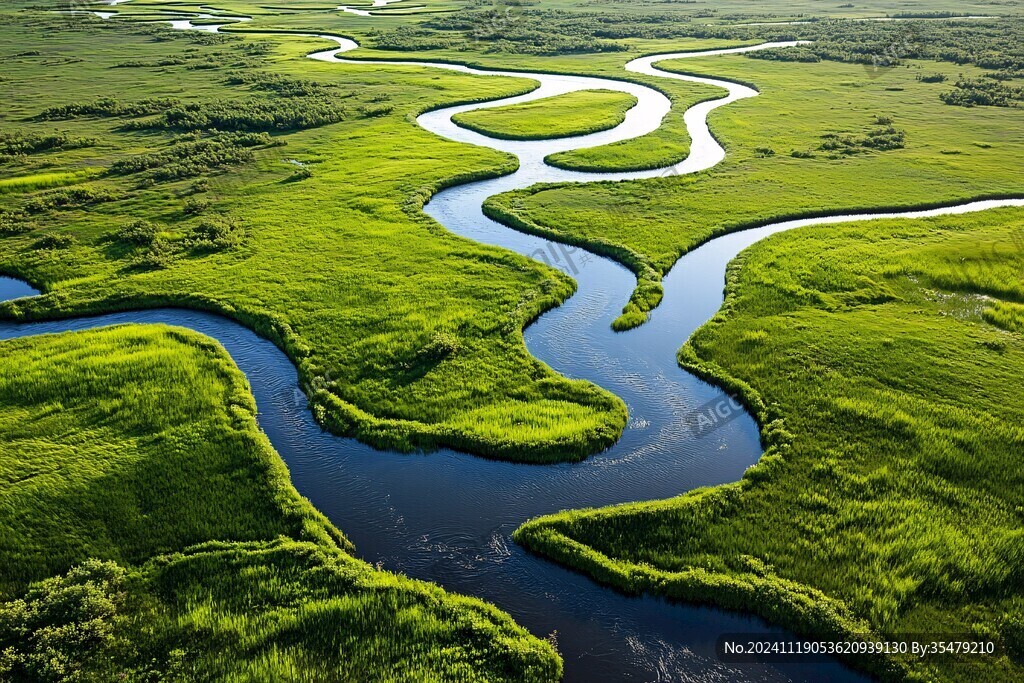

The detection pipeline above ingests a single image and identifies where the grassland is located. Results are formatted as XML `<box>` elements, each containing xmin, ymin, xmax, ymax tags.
<box><xmin>0</xmin><ymin>10</ymin><xmax>630</xmax><ymax>463</ymax></box>
<box><xmin>488</xmin><ymin>50</ymin><xmax>1024</xmax><ymax>329</ymax></box>
<box><xmin>452</xmin><ymin>89</ymin><xmax>637</xmax><ymax>141</ymax></box>
<box><xmin>4</xmin><ymin>2</ymin><xmax>1024</xmax><ymax>678</ymax></box>
<box><xmin>0</xmin><ymin>325</ymin><xmax>560</xmax><ymax>681</ymax></box>
<box><xmin>544</xmin><ymin>95</ymin><xmax>697</xmax><ymax>172</ymax></box>
<box><xmin>516</xmin><ymin>207</ymin><xmax>1024</xmax><ymax>682</ymax></box>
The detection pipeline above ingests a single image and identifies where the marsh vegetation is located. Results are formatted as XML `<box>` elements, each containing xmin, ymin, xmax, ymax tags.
<box><xmin>452</xmin><ymin>89</ymin><xmax>638</xmax><ymax>140</ymax></box>
<box><xmin>0</xmin><ymin>12</ymin><xmax>623</xmax><ymax>463</ymax></box>
<box><xmin>516</xmin><ymin>208</ymin><xmax>1024</xmax><ymax>682</ymax></box>
<box><xmin>2</xmin><ymin>0</ymin><xmax>1023</xmax><ymax>680</ymax></box>
<box><xmin>0</xmin><ymin>326</ymin><xmax>560</xmax><ymax>681</ymax></box>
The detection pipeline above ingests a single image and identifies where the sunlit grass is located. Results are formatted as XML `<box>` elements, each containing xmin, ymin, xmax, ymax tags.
<box><xmin>516</xmin><ymin>208</ymin><xmax>1024</xmax><ymax>682</ymax></box>
<box><xmin>452</xmin><ymin>89</ymin><xmax>638</xmax><ymax>140</ymax></box>
<box><xmin>0</xmin><ymin>326</ymin><xmax>560</xmax><ymax>680</ymax></box>
<box><xmin>491</xmin><ymin>53</ymin><xmax>1024</xmax><ymax>327</ymax></box>
<box><xmin>0</xmin><ymin>170</ymin><xmax>98</xmax><ymax>194</ymax></box>
<box><xmin>0</xmin><ymin>13</ymin><xmax>624</xmax><ymax>462</ymax></box>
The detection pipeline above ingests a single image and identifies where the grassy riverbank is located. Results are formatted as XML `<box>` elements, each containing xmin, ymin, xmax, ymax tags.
<box><xmin>0</xmin><ymin>325</ymin><xmax>560</xmax><ymax>681</ymax></box>
<box><xmin>489</xmin><ymin>44</ymin><xmax>1024</xmax><ymax>329</ymax></box>
<box><xmin>0</xmin><ymin>9</ymin><xmax>628</xmax><ymax>462</ymax></box>
<box><xmin>452</xmin><ymin>89</ymin><xmax>638</xmax><ymax>141</ymax></box>
<box><xmin>516</xmin><ymin>207</ymin><xmax>1024</xmax><ymax>681</ymax></box>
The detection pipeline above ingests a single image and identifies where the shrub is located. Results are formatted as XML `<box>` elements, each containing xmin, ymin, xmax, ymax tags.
<box><xmin>183</xmin><ymin>197</ymin><xmax>210</xmax><ymax>215</ymax></box>
<box><xmin>225</xmin><ymin>71</ymin><xmax>333</xmax><ymax>97</ymax></box>
<box><xmin>110</xmin><ymin>133</ymin><xmax>271</xmax><ymax>182</ymax></box>
<box><xmin>129</xmin><ymin>239</ymin><xmax>173</xmax><ymax>270</ymax></box>
<box><xmin>36</xmin><ymin>97</ymin><xmax>179</xmax><ymax>121</ymax></box>
<box><xmin>819</xmin><ymin>120</ymin><xmax>906</xmax><ymax>155</ymax></box>
<box><xmin>0</xmin><ymin>211</ymin><xmax>32</xmax><ymax>237</ymax></box>
<box><xmin>417</xmin><ymin>331</ymin><xmax>463</xmax><ymax>363</ymax></box>
<box><xmin>146</xmin><ymin>97</ymin><xmax>348</xmax><ymax>133</ymax></box>
<box><xmin>113</xmin><ymin>219</ymin><xmax>158</xmax><ymax>247</ymax></box>
<box><xmin>941</xmin><ymin>78</ymin><xmax>1024</xmax><ymax>107</ymax></box>
<box><xmin>0</xmin><ymin>560</ymin><xmax>127</xmax><ymax>682</ymax></box>
<box><xmin>1002</xmin><ymin>613</ymin><xmax>1024</xmax><ymax>662</ymax></box>
<box><xmin>359</xmin><ymin>104</ymin><xmax>394</xmax><ymax>118</ymax></box>
<box><xmin>188</xmin><ymin>217</ymin><xmax>243</xmax><ymax>251</ymax></box>
<box><xmin>24</xmin><ymin>187</ymin><xmax>116</xmax><ymax>214</ymax></box>
<box><xmin>748</xmin><ymin>47</ymin><xmax>821</xmax><ymax>63</ymax></box>
<box><xmin>0</xmin><ymin>131</ymin><xmax>96</xmax><ymax>158</ymax></box>
<box><xmin>114</xmin><ymin>57</ymin><xmax>187</xmax><ymax>68</ymax></box>
<box><xmin>33</xmin><ymin>234</ymin><xmax>75</xmax><ymax>250</ymax></box>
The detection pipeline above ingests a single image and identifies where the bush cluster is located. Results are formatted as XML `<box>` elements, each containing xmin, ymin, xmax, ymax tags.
<box><xmin>183</xmin><ymin>197</ymin><xmax>210</xmax><ymax>215</ymax></box>
<box><xmin>748</xmin><ymin>47</ymin><xmax>821</xmax><ymax>63</ymax></box>
<box><xmin>110</xmin><ymin>132</ymin><xmax>271</xmax><ymax>181</ymax></box>
<box><xmin>23</xmin><ymin>187</ymin><xmax>116</xmax><ymax>214</ymax></box>
<box><xmin>115</xmin><ymin>57</ymin><xmax>187</xmax><ymax>68</ymax></box>
<box><xmin>358</xmin><ymin>104</ymin><xmax>394</xmax><ymax>118</ymax></box>
<box><xmin>140</xmin><ymin>97</ymin><xmax>349</xmax><ymax>133</ymax></box>
<box><xmin>32</xmin><ymin>233</ymin><xmax>76</xmax><ymax>250</ymax></box>
<box><xmin>0</xmin><ymin>211</ymin><xmax>32</xmax><ymax>237</ymax></box>
<box><xmin>0</xmin><ymin>561</ymin><xmax>127</xmax><ymax>682</ymax></box>
<box><xmin>36</xmin><ymin>97</ymin><xmax>179</xmax><ymax>121</ymax></box>
<box><xmin>379</xmin><ymin>11</ymin><xmax>631</xmax><ymax>55</ymax></box>
<box><xmin>819</xmin><ymin>121</ymin><xmax>906</xmax><ymax>155</ymax></box>
<box><xmin>941</xmin><ymin>77</ymin><xmax>1024</xmax><ymax>107</ymax></box>
<box><xmin>113</xmin><ymin>219</ymin><xmax>159</xmax><ymax>247</ymax></box>
<box><xmin>187</xmin><ymin>216</ymin><xmax>244</xmax><ymax>252</ymax></box>
<box><xmin>416</xmin><ymin>331</ymin><xmax>463</xmax><ymax>364</ymax></box>
<box><xmin>790</xmin><ymin>20</ymin><xmax>1022</xmax><ymax>74</ymax></box>
<box><xmin>225</xmin><ymin>71</ymin><xmax>333</xmax><ymax>97</ymax></box>
<box><xmin>0</xmin><ymin>131</ymin><xmax>96</xmax><ymax>157</ymax></box>
<box><xmin>130</xmin><ymin>238</ymin><xmax>174</xmax><ymax>271</ymax></box>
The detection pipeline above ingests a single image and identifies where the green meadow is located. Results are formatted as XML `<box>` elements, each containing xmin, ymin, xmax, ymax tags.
<box><xmin>3</xmin><ymin>0</ymin><xmax>1024</xmax><ymax>679</ymax></box>
<box><xmin>452</xmin><ymin>90</ymin><xmax>638</xmax><ymax>141</ymax></box>
<box><xmin>516</xmin><ymin>207</ymin><xmax>1024</xmax><ymax>682</ymax></box>
<box><xmin>490</xmin><ymin>50</ymin><xmax>1024</xmax><ymax>329</ymax></box>
<box><xmin>0</xmin><ymin>10</ymin><xmax>627</xmax><ymax>463</ymax></box>
<box><xmin>0</xmin><ymin>325</ymin><xmax>559</xmax><ymax>681</ymax></box>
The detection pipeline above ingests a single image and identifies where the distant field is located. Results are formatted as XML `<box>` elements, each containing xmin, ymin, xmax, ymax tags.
<box><xmin>516</xmin><ymin>207</ymin><xmax>1024</xmax><ymax>682</ymax></box>
<box><xmin>452</xmin><ymin>89</ymin><xmax>638</xmax><ymax>140</ymax></box>
<box><xmin>490</xmin><ymin>50</ymin><xmax>1024</xmax><ymax>328</ymax></box>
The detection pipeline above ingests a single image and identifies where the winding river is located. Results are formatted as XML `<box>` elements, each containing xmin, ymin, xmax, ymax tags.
<box><xmin>6</xmin><ymin>9</ymin><xmax>1024</xmax><ymax>681</ymax></box>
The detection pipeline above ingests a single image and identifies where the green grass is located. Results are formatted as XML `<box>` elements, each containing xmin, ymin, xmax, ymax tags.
<box><xmin>0</xmin><ymin>325</ymin><xmax>343</xmax><ymax>590</ymax></box>
<box><xmin>0</xmin><ymin>12</ymin><xmax>627</xmax><ymax>463</ymax></box>
<box><xmin>515</xmin><ymin>207</ymin><xmax>1024</xmax><ymax>682</ymax></box>
<box><xmin>489</xmin><ymin>52</ymin><xmax>1024</xmax><ymax>328</ymax></box>
<box><xmin>451</xmin><ymin>89</ymin><xmax>637</xmax><ymax>141</ymax></box>
<box><xmin>0</xmin><ymin>325</ymin><xmax>560</xmax><ymax>681</ymax></box>
<box><xmin>544</xmin><ymin>92</ymin><xmax>697</xmax><ymax>172</ymax></box>
<box><xmin>3</xmin><ymin>1</ymin><xmax>1023</xmax><ymax>679</ymax></box>
<box><xmin>0</xmin><ymin>170</ymin><xmax>99</xmax><ymax>194</ymax></box>
<box><xmin>541</xmin><ymin>70</ymin><xmax>722</xmax><ymax>173</ymax></box>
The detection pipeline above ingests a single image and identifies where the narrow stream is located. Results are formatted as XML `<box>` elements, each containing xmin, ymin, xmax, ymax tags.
<box><xmin>7</xmin><ymin>10</ymin><xmax>1024</xmax><ymax>680</ymax></box>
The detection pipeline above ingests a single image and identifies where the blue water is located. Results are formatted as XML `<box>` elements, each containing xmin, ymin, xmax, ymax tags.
<box><xmin>0</xmin><ymin>266</ymin><xmax>863</xmax><ymax>683</ymax></box>
<box><xmin>5</xmin><ymin>196</ymin><xmax>1018</xmax><ymax>680</ymax></box>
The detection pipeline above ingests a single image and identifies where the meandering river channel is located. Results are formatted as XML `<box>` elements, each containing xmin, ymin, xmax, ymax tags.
<box><xmin>5</xmin><ymin>10</ymin><xmax>1024</xmax><ymax>680</ymax></box>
